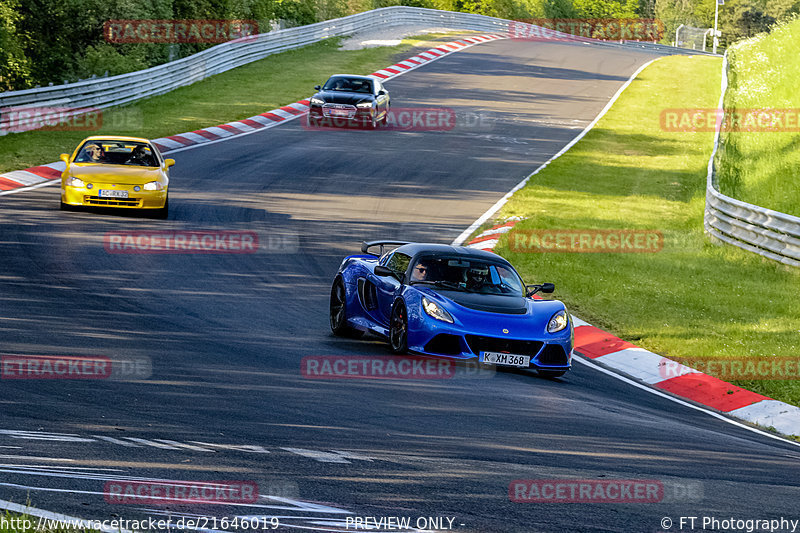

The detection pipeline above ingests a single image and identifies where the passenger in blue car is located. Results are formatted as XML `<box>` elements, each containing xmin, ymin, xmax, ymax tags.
<box><xmin>465</xmin><ymin>266</ymin><xmax>491</xmax><ymax>292</ymax></box>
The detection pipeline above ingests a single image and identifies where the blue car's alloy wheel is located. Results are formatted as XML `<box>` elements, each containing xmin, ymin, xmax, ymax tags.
<box><xmin>389</xmin><ymin>302</ymin><xmax>408</xmax><ymax>354</ymax></box>
<box><xmin>330</xmin><ymin>278</ymin><xmax>362</xmax><ymax>338</ymax></box>
<box><xmin>330</xmin><ymin>278</ymin><xmax>348</xmax><ymax>334</ymax></box>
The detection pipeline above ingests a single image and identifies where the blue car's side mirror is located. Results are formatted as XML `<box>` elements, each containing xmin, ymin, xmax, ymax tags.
<box><xmin>526</xmin><ymin>283</ymin><xmax>555</xmax><ymax>296</ymax></box>
<box><xmin>375</xmin><ymin>265</ymin><xmax>404</xmax><ymax>283</ymax></box>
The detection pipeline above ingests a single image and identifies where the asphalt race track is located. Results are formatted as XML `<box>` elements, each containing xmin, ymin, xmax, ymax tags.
<box><xmin>1</xmin><ymin>38</ymin><xmax>799</xmax><ymax>533</ymax></box>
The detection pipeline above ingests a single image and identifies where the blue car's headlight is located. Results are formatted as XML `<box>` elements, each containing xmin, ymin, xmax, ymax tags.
<box><xmin>310</xmin><ymin>97</ymin><xmax>325</xmax><ymax>105</ymax></box>
<box><xmin>422</xmin><ymin>297</ymin><xmax>453</xmax><ymax>323</ymax></box>
<box><xmin>547</xmin><ymin>310</ymin><xmax>569</xmax><ymax>333</ymax></box>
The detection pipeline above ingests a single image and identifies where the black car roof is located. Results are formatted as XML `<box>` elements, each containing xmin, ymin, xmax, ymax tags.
<box><xmin>393</xmin><ymin>243</ymin><xmax>512</xmax><ymax>264</ymax></box>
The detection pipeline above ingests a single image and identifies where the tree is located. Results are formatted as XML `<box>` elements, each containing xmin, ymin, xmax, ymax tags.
<box><xmin>573</xmin><ymin>0</ymin><xmax>638</xmax><ymax>18</ymax></box>
<box><xmin>0</xmin><ymin>0</ymin><xmax>32</xmax><ymax>91</ymax></box>
<box><xmin>738</xmin><ymin>8</ymin><xmax>776</xmax><ymax>35</ymax></box>
<box><xmin>543</xmin><ymin>0</ymin><xmax>576</xmax><ymax>17</ymax></box>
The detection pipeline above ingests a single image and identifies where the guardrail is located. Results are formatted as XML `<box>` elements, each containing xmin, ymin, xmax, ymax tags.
<box><xmin>1</xmin><ymin>7</ymin><xmax>695</xmax><ymax>136</ymax></box>
<box><xmin>704</xmin><ymin>53</ymin><xmax>800</xmax><ymax>267</ymax></box>
<box><xmin>0</xmin><ymin>6</ymin><xmax>516</xmax><ymax>135</ymax></box>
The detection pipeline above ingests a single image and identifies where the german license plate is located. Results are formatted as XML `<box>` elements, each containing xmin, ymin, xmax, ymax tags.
<box><xmin>329</xmin><ymin>109</ymin><xmax>349</xmax><ymax>116</ymax></box>
<box><xmin>481</xmin><ymin>351</ymin><xmax>530</xmax><ymax>367</ymax></box>
<box><xmin>99</xmin><ymin>189</ymin><xmax>128</xmax><ymax>199</ymax></box>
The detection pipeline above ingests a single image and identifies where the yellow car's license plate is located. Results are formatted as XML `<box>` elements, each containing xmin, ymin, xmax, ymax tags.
<box><xmin>99</xmin><ymin>190</ymin><xmax>129</xmax><ymax>199</ymax></box>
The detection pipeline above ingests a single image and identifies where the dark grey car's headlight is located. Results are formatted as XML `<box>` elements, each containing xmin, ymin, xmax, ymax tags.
<box><xmin>547</xmin><ymin>310</ymin><xmax>569</xmax><ymax>333</ymax></box>
<box><xmin>356</xmin><ymin>101</ymin><xmax>374</xmax><ymax>108</ymax></box>
<box><xmin>310</xmin><ymin>97</ymin><xmax>325</xmax><ymax>105</ymax></box>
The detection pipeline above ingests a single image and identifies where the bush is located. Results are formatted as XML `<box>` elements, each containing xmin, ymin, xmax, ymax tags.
<box><xmin>76</xmin><ymin>43</ymin><xmax>149</xmax><ymax>79</ymax></box>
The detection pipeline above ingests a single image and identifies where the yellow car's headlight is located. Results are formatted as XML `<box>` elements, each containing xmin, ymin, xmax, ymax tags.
<box><xmin>65</xmin><ymin>177</ymin><xmax>85</xmax><ymax>188</ymax></box>
<box><xmin>143</xmin><ymin>181</ymin><xmax>163</xmax><ymax>191</ymax></box>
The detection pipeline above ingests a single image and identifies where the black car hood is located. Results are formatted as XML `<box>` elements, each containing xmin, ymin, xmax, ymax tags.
<box><xmin>315</xmin><ymin>91</ymin><xmax>374</xmax><ymax>106</ymax></box>
<box><xmin>432</xmin><ymin>290</ymin><xmax>529</xmax><ymax>315</ymax></box>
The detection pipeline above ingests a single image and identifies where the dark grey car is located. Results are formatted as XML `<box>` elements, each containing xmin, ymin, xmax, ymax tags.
<box><xmin>308</xmin><ymin>74</ymin><xmax>390</xmax><ymax>129</ymax></box>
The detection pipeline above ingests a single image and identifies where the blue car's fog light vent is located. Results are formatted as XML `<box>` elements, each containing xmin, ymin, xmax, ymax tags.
<box><xmin>537</xmin><ymin>344</ymin><xmax>569</xmax><ymax>366</ymax></box>
<box><xmin>465</xmin><ymin>335</ymin><xmax>543</xmax><ymax>357</ymax></box>
<box><xmin>424</xmin><ymin>334</ymin><xmax>463</xmax><ymax>356</ymax></box>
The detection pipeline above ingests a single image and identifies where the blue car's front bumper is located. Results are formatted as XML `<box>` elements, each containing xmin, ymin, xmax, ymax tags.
<box><xmin>405</xmin><ymin>303</ymin><xmax>573</xmax><ymax>371</ymax></box>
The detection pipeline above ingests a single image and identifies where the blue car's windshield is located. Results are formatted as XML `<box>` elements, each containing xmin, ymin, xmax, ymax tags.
<box><xmin>409</xmin><ymin>256</ymin><xmax>525</xmax><ymax>296</ymax></box>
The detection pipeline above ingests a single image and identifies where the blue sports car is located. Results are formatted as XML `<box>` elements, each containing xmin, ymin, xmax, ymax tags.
<box><xmin>329</xmin><ymin>241</ymin><xmax>573</xmax><ymax>377</ymax></box>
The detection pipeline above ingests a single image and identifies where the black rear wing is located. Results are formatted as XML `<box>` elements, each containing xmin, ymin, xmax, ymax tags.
<box><xmin>361</xmin><ymin>240</ymin><xmax>411</xmax><ymax>257</ymax></box>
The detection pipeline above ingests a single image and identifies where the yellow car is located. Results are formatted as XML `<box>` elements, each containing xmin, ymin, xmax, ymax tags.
<box><xmin>60</xmin><ymin>136</ymin><xmax>174</xmax><ymax>218</ymax></box>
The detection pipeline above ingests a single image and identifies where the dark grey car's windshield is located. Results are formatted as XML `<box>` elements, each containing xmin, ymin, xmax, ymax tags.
<box><xmin>409</xmin><ymin>256</ymin><xmax>525</xmax><ymax>296</ymax></box>
<box><xmin>322</xmin><ymin>77</ymin><xmax>373</xmax><ymax>93</ymax></box>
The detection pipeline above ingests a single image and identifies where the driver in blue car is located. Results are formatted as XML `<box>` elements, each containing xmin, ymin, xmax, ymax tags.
<box><xmin>411</xmin><ymin>260</ymin><xmax>430</xmax><ymax>282</ymax></box>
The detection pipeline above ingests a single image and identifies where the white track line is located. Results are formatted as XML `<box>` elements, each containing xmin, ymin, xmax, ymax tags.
<box><xmin>450</xmin><ymin>56</ymin><xmax>800</xmax><ymax>447</ymax></box>
<box><xmin>451</xmin><ymin>57</ymin><xmax>661</xmax><ymax>246</ymax></box>
<box><xmin>574</xmin><ymin>356</ymin><xmax>800</xmax><ymax>448</ymax></box>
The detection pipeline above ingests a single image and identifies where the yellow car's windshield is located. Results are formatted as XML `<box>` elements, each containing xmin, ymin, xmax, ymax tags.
<box><xmin>75</xmin><ymin>141</ymin><xmax>158</xmax><ymax>167</ymax></box>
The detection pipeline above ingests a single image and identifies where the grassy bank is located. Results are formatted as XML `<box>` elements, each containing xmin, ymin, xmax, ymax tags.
<box><xmin>491</xmin><ymin>55</ymin><xmax>800</xmax><ymax>407</ymax></box>
<box><xmin>0</xmin><ymin>32</ymin><xmax>471</xmax><ymax>175</ymax></box>
<box><xmin>716</xmin><ymin>18</ymin><xmax>800</xmax><ymax>216</ymax></box>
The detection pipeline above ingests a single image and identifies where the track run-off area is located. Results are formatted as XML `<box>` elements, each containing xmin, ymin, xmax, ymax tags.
<box><xmin>1</xmin><ymin>36</ymin><xmax>799</xmax><ymax>533</ymax></box>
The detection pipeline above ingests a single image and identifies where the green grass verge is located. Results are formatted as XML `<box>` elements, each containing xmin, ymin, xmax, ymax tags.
<box><xmin>716</xmin><ymin>18</ymin><xmax>800</xmax><ymax>216</ymax></box>
<box><xmin>492</xmin><ymin>54</ymin><xmax>800</xmax><ymax>408</ymax></box>
<box><xmin>0</xmin><ymin>32</ymin><xmax>473</xmax><ymax>175</ymax></box>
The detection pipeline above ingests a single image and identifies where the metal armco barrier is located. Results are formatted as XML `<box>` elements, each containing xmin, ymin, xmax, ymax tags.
<box><xmin>704</xmin><ymin>53</ymin><xmax>800</xmax><ymax>267</ymax></box>
<box><xmin>0</xmin><ymin>7</ymin><xmax>513</xmax><ymax>134</ymax></box>
<box><xmin>0</xmin><ymin>7</ymin><xmax>701</xmax><ymax>135</ymax></box>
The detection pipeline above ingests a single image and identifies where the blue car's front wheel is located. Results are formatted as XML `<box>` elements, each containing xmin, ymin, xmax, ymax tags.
<box><xmin>389</xmin><ymin>301</ymin><xmax>408</xmax><ymax>354</ymax></box>
<box><xmin>330</xmin><ymin>278</ymin><xmax>362</xmax><ymax>338</ymax></box>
